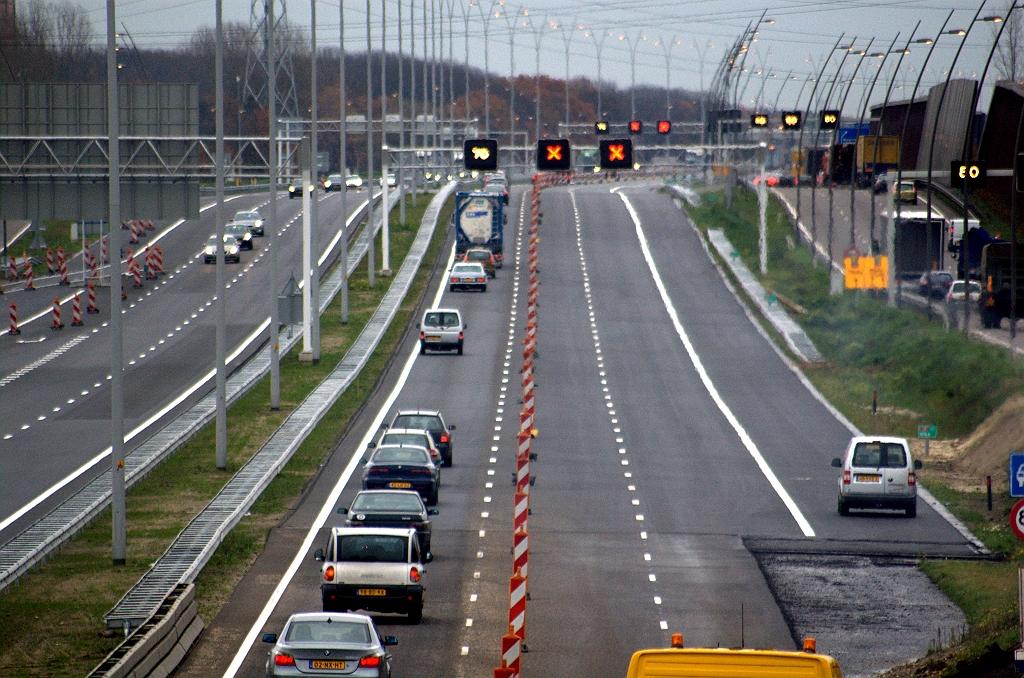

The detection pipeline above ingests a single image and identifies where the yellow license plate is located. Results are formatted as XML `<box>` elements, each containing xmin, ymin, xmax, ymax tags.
<box><xmin>425</xmin><ymin>335</ymin><xmax>441</xmax><ymax>341</ymax></box>
<box><xmin>389</xmin><ymin>481</ymin><xmax>412</xmax><ymax>489</ymax></box>
<box><xmin>310</xmin><ymin>660</ymin><xmax>346</xmax><ymax>669</ymax></box>
<box><xmin>856</xmin><ymin>474</ymin><xmax>881</xmax><ymax>482</ymax></box>
<box><xmin>358</xmin><ymin>588</ymin><xmax>387</xmax><ymax>596</ymax></box>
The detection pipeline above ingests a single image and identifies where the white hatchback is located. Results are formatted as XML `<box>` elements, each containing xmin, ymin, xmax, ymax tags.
<box><xmin>833</xmin><ymin>436</ymin><xmax>921</xmax><ymax>517</ymax></box>
<box><xmin>417</xmin><ymin>308</ymin><xmax>465</xmax><ymax>355</ymax></box>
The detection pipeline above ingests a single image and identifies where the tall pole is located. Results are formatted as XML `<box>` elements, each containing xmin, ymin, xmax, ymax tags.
<box><xmin>339</xmin><ymin>0</ymin><xmax>348</xmax><ymax>323</ymax></box>
<box><xmin>215</xmin><ymin>0</ymin><xmax>228</xmax><ymax>468</ymax></box>
<box><xmin>463</xmin><ymin>0</ymin><xmax>470</xmax><ymax>135</ymax></box>
<box><xmin>309</xmin><ymin>0</ymin><xmax>321</xmax><ymax>361</ymax></box>
<box><xmin>504</xmin><ymin>9</ymin><xmax>518</xmax><ymax>146</ymax></box>
<box><xmin>269</xmin><ymin>0</ymin><xmax>281</xmax><ymax>405</ymax></box>
<box><xmin>409</xmin><ymin>0</ymin><xmax>417</xmax><ymax>205</ymax></box>
<box><xmin>431</xmin><ymin>0</ymin><xmax>438</xmax><ymax>146</ymax></box>
<box><xmin>591</xmin><ymin>29</ymin><xmax>606</xmax><ymax>122</ymax></box>
<box><xmin>448</xmin><ymin>1</ymin><xmax>455</xmax><ymax>148</ymax></box>
<box><xmin>107</xmin><ymin>0</ymin><xmax>126</xmax><ymax>566</ymax></box>
<box><xmin>423</xmin><ymin>0</ymin><xmax>429</xmax><ymax>147</ymax></box>
<box><xmin>366</xmin><ymin>0</ymin><xmax>375</xmax><ymax>288</ymax></box>
<box><xmin>435</xmin><ymin>0</ymin><xmax>442</xmax><ymax>148</ymax></box>
<box><xmin>478</xmin><ymin>1</ymin><xmax>492</xmax><ymax>136</ymax></box>
<box><xmin>660</xmin><ymin>35</ymin><xmax>676</xmax><ymax>120</ymax></box>
<box><xmin>398</xmin><ymin>0</ymin><xmax>405</xmax><ymax>224</ymax></box>
<box><xmin>381</xmin><ymin>0</ymin><xmax>390</xmax><ymax>274</ymax></box>
<box><xmin>561</xmin><ymin>19</ymin><xmax>577</xmax><ymax>128</ymax></box>
<box><xmin>534</xmin><ymin>17</ymin><xmax>546</xmax><ymax>142</ymax></box>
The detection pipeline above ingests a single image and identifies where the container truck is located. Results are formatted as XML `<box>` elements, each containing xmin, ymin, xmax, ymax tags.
<box><xmin>454</xmin><ymin>191</ymin><xmax>504</xmax><ymax>264</ymax></box>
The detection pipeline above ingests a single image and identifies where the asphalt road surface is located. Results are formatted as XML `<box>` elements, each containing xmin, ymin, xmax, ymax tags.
<box><xmin>0</xmin><ymin>187</ymin><xmax>374</xmax><ymax>544</ymax></box>
<box><xmin>181</xmin><ymin>182</ymin><xmax>977</xmax><ymax>678</ymax></box>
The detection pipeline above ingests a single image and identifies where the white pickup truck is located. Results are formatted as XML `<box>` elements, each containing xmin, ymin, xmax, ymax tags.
<box><xmin>314</xmin><ymin>527</ymin><xmax>431</xmax><ymax>624</ymax></box>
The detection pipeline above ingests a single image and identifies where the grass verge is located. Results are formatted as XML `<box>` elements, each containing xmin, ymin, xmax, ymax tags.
<box><xmin>681</xmin><ymin>184</ymin><xmax>1024</xmax><ymax>675</ymax></box>
<box><xmin>0</xmin><ymin>193</ymin><xmax>454</xmax><ymax>677</ymax></box>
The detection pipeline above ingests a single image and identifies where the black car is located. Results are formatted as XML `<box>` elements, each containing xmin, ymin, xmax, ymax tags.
<box><xmin>918</xmin><ymin>270</ymin><xmax>954</xmax><ymax>299</ymax></box>
<box><xmin>386</xmin><ymin>410</ymin><xmax>455</xmax><ymax>467</ymax></box>
<box><xmin>339</xmin><ymin>490</ymin><xmax>438</xmax><ymax>552</ymax></box>
<box><xmin>362</xmin><ymin>445</ymin><xmax>440</xmax><ymax>505</ymax></box>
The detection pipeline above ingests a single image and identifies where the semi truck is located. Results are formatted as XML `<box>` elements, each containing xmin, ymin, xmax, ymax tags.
<box><xmin>454</xmin><ymin>191</ymin><xmax>505</xmax><ymax>263</ymax></box>
<box><xmin>856</xmin><ymin>135</ymin><xmax>900</xmax><ymax>185</ymax></box>
<box><xmin>978</xmin><ymin>241</ymin><xmax>1024</xmax><ymax>328</ymax></box>
<box><xmin>891</xmin><ymin>208</ymin><xmax>947</xmax><ymax>280</ymax></box>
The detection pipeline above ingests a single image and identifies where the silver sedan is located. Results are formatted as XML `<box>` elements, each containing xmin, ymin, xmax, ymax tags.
<box><xmin>262</xmin><ymin>612</ymin><xmax>397</xmax><ymax>677</ymax></box>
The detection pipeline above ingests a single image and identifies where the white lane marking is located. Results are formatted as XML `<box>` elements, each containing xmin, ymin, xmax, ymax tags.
<box><xmin>0</xmin><ymin>319</ymin><xmax>269</xmax><ymax>533</ymax></box>
<box><xmin>617</xmin><ymin>192</ymin><xmax>815</xmax><ymax>538</ymax></box>
<box><xmin>0</xmin><ymin>333</ymin><xmax>90</xmax><ymax>389</ymax></box>
<box><xmin>221</xmin><ymin>242</ymin><xmax>458</xmax><ymax>678</ymax></box>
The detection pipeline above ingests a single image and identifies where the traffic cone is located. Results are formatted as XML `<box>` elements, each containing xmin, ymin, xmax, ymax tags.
<box><xmin>7</xmin><ymin>255</ymin><xmax>17</xmax><ymax>280</ymax></box>
<box><xmin>8</xmin><ymin>301</ymin><xmax>19</xmax><ymax>335</ymax></box>
<box><xmin>87</xmin><ymin>281</ymin><xmax>99</xmax><ymax>314</ymax></box>
<box><xmin>58</xmin><ymin>247</ymin><xmax>69</xmax><ymax>285</ymax></box>
<box><xmin>46</xmin><ymin>247</ymin><xmax>55</xmax><ymax>274</ymax></box>
<box><xmin>23</xmin><ymin>254</ymin><xmax>35</xmax><ymax>290</ymax></box>
<box><xmin>71</xmin><ymin>293</ymin><xmax>83</xmax><ymax>326</ymax></box>
<box><xmin>51</xmin><ymin>296</ymin><xmax>63</xmax><ymax>330</ymax></box>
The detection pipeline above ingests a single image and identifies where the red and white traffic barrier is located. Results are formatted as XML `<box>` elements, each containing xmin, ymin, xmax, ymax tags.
<box><xmin>46</xmin><ymin>247</ymin><xmax>55</xmax><ymax>274</ymax></box>
<box><xmin>87</xmin><ymin>281</ymin><xmax>99</xmax><ymax>314</ymax></box>
<box><xmin>513</xmin><ymin>490</ymin><xmax>529</xmax><ymax>534</ymax></box>
<box><xmin>513</xmin><ymin>529</ymin><xmax>529</xmax><ymax>578</ymax></box>
<box><xmin>129</xmin><ymin>220</ymin><xmax>139</xmax><ymax>243</ymax></box>
<box><xmin>8</xmin><ymin>301</ymin><xmax>19</xmax><ymax>335</ymax></box>
<box><xmin>101</xmin><ymin>236</ymin><xmax>108</xmax><ymax>264</ymax></box>
<box><xmin>508</xmin><ymin>569</ymin><xmax>527</xmax><ymax>641</ymax></box>
<box><xmin>144</xmin><ymin>247</ymin><xmax>157</xmax><ymax>279</ymax></box>
<box><xmin>23</xmin><ymin>255</ymin><xmax>35</xmax><ymax>290</ymax></box>
<box><xmin>152</xmin><ymin>246</ymin><xmax>164</xmax><ymax>274</ymax></box>
<box><xmin>495</xmin><ymin>626</ymin><xmax>521</xmax><ymax>678</ymax></box>
<box><xmin>7</xmin><ymin>255</ymin><xmax>17</xmax><ymax>280</ymax></box>
<box><xmin>71</xmin><ymin>293</ymin><xmax>83</xmax><ymax>326</ymax></box>
<box><xmin>51</xmin><ymin>296</ymin><xmax>63</xmax><ymax>330</ymax></box>
<box><xmin>131</xmin><ymin>257</ymin><xmax>143</xmax><ymax>288</ymax></box>
<box><xmin>57</xmin><ymin>247</ymin><xmax>69</xmax><ymax>285</ymax></box>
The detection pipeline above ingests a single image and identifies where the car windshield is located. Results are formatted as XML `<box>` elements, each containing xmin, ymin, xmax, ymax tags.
<box><xmin>382</xmin><ymin>432</ymin><xmax>431</xmax><ymax>448</ymax></box>
<box><xmin>285</xmin><ymin>620</ymin><xmax>371</xmax><ymax>644</ymax></box>
<box><xmin>226</xmin><ymin>224</ymin><xmax>245</xmax><ymax>234</ymax></box>
<box><xmin>336</xmin><ymin>534</ymin><xmax>408</xmax><ymax>562</ymax></box>
<box><xmin>453</xmin><ymin>264</ymin><xmax>483</xmax><ymax>274</ymax></box>
<box><xmin>352</xmin><ymin>492</ymin><xmax>424</xmax><ymax>512</ymax></box>
<box><xmin>851</xmin><ymin>442</ymin><xmax>907</xmax><ymax>468</ymax></box>
<box><xmin>373</xmin><ymin>447</ymin><xmax>429</xmax><ymax>464</ymax></box>
<box><xmin>328</xmin><ymin>175</ymin><xmax>342</xmax><ymax>182</ymax></box>
<box><xmin>393</xmin><ymin>414</ymin><xmax>443</xmax><ymax>430</ymax></box>
<box><xmin>235</xmin><ymin>212</ymin><xmax>258</xmax><ymax>220</ymax></box>
<box><xmin>933</xmin><ymin>273</ymin><xmax>952</xmax><ymax>283</ymax></box>
<box><xmin>207</xmin><ymin>235</ymin><xmax>234</xmax><ymax>246</ymax></box>
<box><xmin>423</xmin><ymin>312</ymin><xmax>460</xmax><ymax>328</ymax></box>
<box><xmin>466</xmin><ymin>251</ymin><xmax>489</xmax><ymax>261</ymax></box>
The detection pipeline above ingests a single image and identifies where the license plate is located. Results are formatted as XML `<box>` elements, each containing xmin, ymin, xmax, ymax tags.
<box><xmin>856</xmin><ymin>474</ymin><xmax>881</xmax><ymax>482</ymax></box>
<box><xmin>389</xmin><ymin>481</ymin><xmax>412</xmax><ymax>489</ymax></box>
<box><xmin>425</xmin><ymin>335</ymin><xmax>441</xmax><ymax>342</ymax></box>
<box><xmin>358</xmin><ymin>588</ymin><xmax>387</xmax><ymax>596</ymax></box>
<box><xmin>310</xmin><ymin>660</ymin><xmax>346</xmax><ymax>669</ymax></box>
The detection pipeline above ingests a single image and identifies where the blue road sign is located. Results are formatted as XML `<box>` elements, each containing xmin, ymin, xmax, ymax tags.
<box><xmin>837</xmin><ymin>123</ymin><xmax>871</xmax><ymax>145</ymax></box>
<box><xmin>1010</xmin><ymin>452</ymin><xmax>1024</xmax><ymax>497</ymax></box>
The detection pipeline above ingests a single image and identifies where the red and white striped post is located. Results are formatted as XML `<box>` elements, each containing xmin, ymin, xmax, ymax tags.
<box><xmin>144</xmin><ymin>248</ymin><xmax>157</xmax><ymax>279</ymax></box>
<box><xmin>23</xmin><ymin>254</ymin><xmax>35</xmax><ymax>290</ymax></box>
<box><xmin>513</xmin><ymin>489</ymin><xmax>529</xmax><ymax>534</ymax></box>
<box><xmin>145</xmin><ymin>219</ymin><xmax>155</xmax><ymax>231</ymax></box>
<box><xmin>101</xmin><ymin>236</ymin><xmax>108</xmax><ymax>264</ymax></box>
<box><xmin>57</xmin><ymin>247</ymin><xmax>69</xmax><ymax>285</ymax></box>
<box><xmin>513</xmin><ymin>528</ymin><xmax>529</xmax><ymax>578</ymax></box>
<box><xmin>496</xmin><ymin>625</ymin><xmax>521</xmax><ymax>678</ymax></box>
<box><xmin>125</xmin><ymin>248</ymin><xmax>134</xmax><ymax>274</ymax></box>
<box><xmin>8</xmin><ymin>301</ymin><xmax>20</xmax><ymax>335</ymax></box>
<box><xmin>51</xmin><ymin>296</ymin><xmax>63</xmax><ymax>330</ymax></box>
<box><xmin>153</xmin><ymin>246</ymin><xmax>164</xmax><ymax>274</ymax></box>
<box><xmin>71</xmin><ymin>293</ymin><xmax>83</xmax><ymax>326</ymax></box>
<box><xmin>129</xmin><ymin>220</ymin><xmax>139</xmax><ymax>243</ymax></box>
<box><xmin>131</xmin><ymin>258</ymin><xmax>143</xmax><ymax>288</ymax></box>
<box><xmin>46</xmin><ymin>247</ymin><xmax>55</xmax><ymax>274</ymax></box>
<box><xmin>87</xmin><ymin>281</ymin><xmax>99</xmax><ymax>314</ymax></box>
<box><xmin>508</xmin><ymin>569</ymin><xmax>527</xmax><ymax>641</ymax></box>
<box><xmin>7</xmin><ymin>255</ymin><xmax>17</xmax><ymax>280</ymax></box>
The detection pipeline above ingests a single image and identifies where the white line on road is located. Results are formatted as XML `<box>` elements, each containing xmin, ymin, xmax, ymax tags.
<box><xmin>221</xmin><ymin>242</ymin><xmax>457</xmax><ymax>678</ymax></box>
<box><xmin>617</xmin><ymin>191</ymin><xmax>815</xmax><ymax>538</ymax></box>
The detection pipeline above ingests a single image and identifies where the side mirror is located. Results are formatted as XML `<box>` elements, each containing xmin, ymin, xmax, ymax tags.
<box><xmin>448</xmin><ymin>424</ymin><xmax>456</xmax><ymax>431</ymax></box>
<box><xmin>914</xmin><ymin>459</ymin><xmax>923</xmax><ymax>470</ymax></box>
<box><xmin>383</xmin><ymin>636</ymin><xmax>399</xmax><ymax>646</ymax></box>
<box><xmin>416</xmin><ymin>323</ymin><xmax>421</xmax><ymax>329</ymax></box>
<box><xmin>423</xmin><ymin>551</ymin><xmax>434</xmax><ymax>563</ymax></box>
<box><xmin>361</xmin><ymin>457</ymin><xmax>369</xmax><ymax>465</ymax></box>
<box><xmin>262</xmin><ymin>633</ymin><xmax>278</xmax><ymax>644</ymax></box>
<box><xmin>463</xmin><ymin>323</ymin><xmax>468</xmax><ymax>330</ymax></box>
<box><xmin>428</xmin><ymin>508</ymin><xmax>439</xmax><ymax>515</ymax></box>
<box><xmin>379</xmin><ymin>423</ymin><xmax>389</xmax><ymax>430</ymax></box>
<box><xmin>367</xmin><ymin>441</ymin><xmax>377</xmax><ymax>449</ymax></box>
<box><xmin>831</xmin><ymin>458</ymin><xmax>843</xmax><ymax>468</ymax></box>
<box><xmin>314</xmin><ymin>549</ymin><xmax>324</xmax><ymax>562</ymax></box>
<box><xmin>337</xmin><ymin>507</ymin><xmax>348</xmax><ymax>514</ymax></box>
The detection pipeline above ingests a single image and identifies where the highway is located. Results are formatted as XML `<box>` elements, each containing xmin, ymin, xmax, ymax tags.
<box><xmin>0</xmin><ymin>187</ymin><xmax>374</xmax><ymax>545</ymax></box>
<box><xmin>177</xmin><ymin>182</ymin><xmax>976</xmax><ymax>678</ymax></box>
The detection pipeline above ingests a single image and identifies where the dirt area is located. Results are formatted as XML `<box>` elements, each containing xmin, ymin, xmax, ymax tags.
<box><xmin>910</xmin><ymin>394</ymin><xmax>1024</xmax><ymax>493</ymax></box>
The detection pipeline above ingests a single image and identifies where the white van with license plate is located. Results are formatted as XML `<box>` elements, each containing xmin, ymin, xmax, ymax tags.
<box><xmin>833</xmin><ymin>436</ymin><xmax>921</xmax><ymax>517</ymax></box>
<box><xmin>417</xmin><ymin>308</ymin><xmax>466</xmax><ymax>355</ymax></box>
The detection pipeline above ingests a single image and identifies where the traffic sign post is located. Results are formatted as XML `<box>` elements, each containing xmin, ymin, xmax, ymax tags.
<box><xmin>917</xmin><ymin>424</ymin><xmax>937</xmax><ymax>457</ymax></box>
<box><xmin>1010</xmin><ymin>453</ymin><xmax>1024</xmax><ymax>497</ymax></box>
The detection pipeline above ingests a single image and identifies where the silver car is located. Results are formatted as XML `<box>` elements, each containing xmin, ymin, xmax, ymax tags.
<box><xmin>833</xmin><ymin>436</ymin><xmax>921</xmax><ymax>517</ymax></box>
<box><xmin>417</xmin><ymin>308</ymin><xmax>465</xmax><ymax>355</ymax></box>
<box><xmin>262</xmin><ymin>612</ymin><xmax>397</xmax><ymax>677</ymax></box>
<box><xmin>233</xmin><ymin>210</ymin><xmax>264</xmax><ymax>236</ymax></box>
<box><xmin>449</xmin><ymin>262</ymin><xmax>487</xmax><ymax>292</ymax></box>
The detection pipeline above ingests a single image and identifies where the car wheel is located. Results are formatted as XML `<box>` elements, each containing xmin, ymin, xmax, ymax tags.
<box><xmin>457</xmin><ymin>340</ymin><xmax>463</xmax><ymax>356</ymax></box>
<box><xmin>481</xmin><ymin>284</ymin><xmax>487</xmax><ymax>293</ymax></box>
<box><xmin>426</xmin><ymin>488</ymin><xmax>439</xmax><ymax>506</ymax></box>
<box><xmin>449</xmin><ymin>285</ymin><xmax>456</xmax><ymax>292</ymax></box>
<box><xmin>906</xmin><ymin>501</ymin><xmax>917</xmax><ymax>518</ymax></box>
<box><xmin>420</xmin><ymin>341</ymin><xmax>426</xmax><ymax>355</ymax></box>
<box><xmin>443</xmin><ymin>452</ymin><xmax>452</xmax><ymax>467</ymax></box>
<box><xmin>407</xmin><ymin>604</ymin><xmax>423</xmax><ymax>625</ymax></box>
<box><xmin>838</xmin><ymin>497</ymin><xmax>850</xmax><ymax>516</ymax></box>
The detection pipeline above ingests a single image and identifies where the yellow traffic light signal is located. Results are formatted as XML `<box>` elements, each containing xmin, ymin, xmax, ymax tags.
<box><xmin>751</xmin><ymin>114</ymin><xmax>768</xmax><ymax>128</ymax></box>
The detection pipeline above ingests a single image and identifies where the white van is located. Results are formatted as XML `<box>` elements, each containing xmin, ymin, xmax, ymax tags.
<box><xmin>417</xmin><ymin>308</ymin><xmax>466</xmax><ymax>355</ymax></box>
<box><xmin>832</xmin><ymin>436</ymin><xmax>921</xmax><ymax>517</ymax></box>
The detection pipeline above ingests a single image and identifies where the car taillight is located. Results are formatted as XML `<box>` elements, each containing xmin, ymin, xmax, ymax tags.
<box><xmin>908</xmin><ymin>472</ymin><xmax>916</xmax><ymax>486</ymax></box>
<box><xmin>450</xmin><ymin>276</ymin><xmax>458</xmax><ymax>282</ymax></box>
<box><xmin>369</xmin><ymin>467</ymin><xmax>389</xmax><ymax>474</ymax></box>
<box><xmin>410</xmin><ymin>566</ymin><xmax>421</xmax><ymax>582</ymax></box>
<box><xmin>440</xmin><ymin>434</ymin><xmax>449</xmax><ymax>443</ymax></box>
<box><xmin>842</xmin><ymin>470</ymin><xmax>851</xmax><ymax>485</ymax></box>
<box><xmin>411</xmin><ymin>468</ymin><xmax>431</xmax><ymax>475</ymax></box>
<box><xmin>274</xmin><ymin>653</ymin><xmax>296</xmax><ymax>667</ymax></box>
<box><xmin>420</xmin><ymin>332</ymin><xmax>425</xmax><ymax>340</ymax></box>
<box><xmin>324</xmin><ymin>566</ymin><xmax>335</xmax><ymax>581</ymax></box>
<box><xmin>459</xmin><ymin>332</ymin><xmax>464</xmax><ymax>340</ymax></box>
<box><xmin>359</xmin><ymin>656</ymin><xmax>382</xmax><ymax>668</ymax></box>
<box><xmin>476</xmin><ymin>277</ymin><xmax>485</xmax><ymax>282</ymax></box>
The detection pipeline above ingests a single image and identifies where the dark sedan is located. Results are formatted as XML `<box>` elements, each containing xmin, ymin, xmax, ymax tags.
<box><xmin>339</xmin><ymin>490</ymin><xmax>438</xmax><ymax>553</ymax></box>
<box><xmin>918</xmin><ymin>270</ymin><xmax>954</xmax><ymax>299</ymax></box>
<box><xmin>362</xmin><ymin>445</ymin><xmax>439</xmax><ymax>505</ymax></box>
<box><xmin>386</xmin><ymin>410</ymin><xmax>455</xmax><ymax>467</ymax></box>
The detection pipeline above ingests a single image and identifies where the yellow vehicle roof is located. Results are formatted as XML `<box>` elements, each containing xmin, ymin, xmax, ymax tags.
<box><xmin>626</xmin><ymin>648</ymin><xmax>842</xmax><ymax>678</ymax></box>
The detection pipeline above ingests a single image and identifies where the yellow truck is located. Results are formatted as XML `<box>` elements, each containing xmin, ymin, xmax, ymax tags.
<box><xmin>626</xmin><ymin>635</ymin><xmax>842</xmax><ymax>678</ymax></box>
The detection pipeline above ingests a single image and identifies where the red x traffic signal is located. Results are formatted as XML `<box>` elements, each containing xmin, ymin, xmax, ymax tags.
<box><xmin>657</xmin><ymin>120</ymin><xmax>671</xmax><ymax>134</ymax></box>
<box><xmin>599</xmin><ymin>139</ymin><xmax>633</xmax><ymax>170</ymax></box>
<box><xmin>537</xmin><ymin>139</ymin><xmax>571</xmax><ymax>171</ymax></box>
<box><xmin>628</xmin><ymin>120</ymin><xmax>643</xmax><ymax>134</ymax></box>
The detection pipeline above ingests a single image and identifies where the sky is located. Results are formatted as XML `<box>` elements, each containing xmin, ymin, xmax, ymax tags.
<box><xmin>70</xmin><ymin>0</ymin><xmax>1018</xmax><ymax>114</ymax></box>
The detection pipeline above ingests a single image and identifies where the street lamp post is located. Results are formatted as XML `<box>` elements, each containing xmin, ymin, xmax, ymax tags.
<box><xmin>530</xmin><ymin>15</ymin><xmax>547</xmax><ymax>142</ymax></box>
<box><xmin>398</xmin><ymin>0</ymin><xmax>405</xmax><ymax>224</ymax></box>
<box><xmin>502</xmin><ymin>8</ymin><xmax>521</xmax><ymax>147</ymax></box>
<box><xmin>366</xmin><ymin>0</ymin><xmax>374</xmax><ymax>288</ymax></box>
<box><xmin>620</xmin><ymin>31</ymin><xmax>646</xmax><ymax>120</ymax></box>
<box><xmin>268</xmin><ymin>0</ymin><xmax>281</xmax><ymax>406</ymax></box>
<box><xmin>339</xmin><ymin>0</ymin><xmax>348</xmax><ymax>322</ymax></box>
<box><xmin>560</xmin><ymin>18</ymin><xmax>578</xmax><ymax>128</ymax></box>
<box><xmin>474</xmin><ymin>0</ymin><xmax>498</xmax><ymax>137</ymax></box>
<box><xmin>215</xmin><ymin>0</ymin><xmax>227</xmax><ymax>467</ymax></box>
<box><xmin>658</xmin><ymin>35</ymin><xmax>678</xmax><ymax>121</ymax></box>
<box><xmin>589</xmin><ymin>29</ymin><xmax>609</xmax><ymax>122</ymax></box>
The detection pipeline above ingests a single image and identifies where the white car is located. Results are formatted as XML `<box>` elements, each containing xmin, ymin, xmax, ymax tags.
<box><xmin>232</xmin><ymin>210</ymin><xmax>264</xmax><ymax>236</ymax></box>
<box><xmin>204</xmin><ymin>234</ymin><xmax>240</xmax><ymax>264</ymax></box>
<box><xmin>448</xmin><ymin>262</ymin><xmax>487</xmax><ymax>292</ymax></box>
<box><xmin>832</xmin><ymin>436</ymin><xmax>921</xmax><ymax>517</ymax></box>
<box><xmin>346</xmin><ymin>173</ymin><xmax>364</xmax><ymax>189</ymax></box>
<box><xmin>945</xmin><ymin>279</ymin><xmax>981</xmax><ymax>303</ymax></box>
<box><xmin>417</xmin><ymin>308</ymin><xmax>465</xmax><ymax>355</ymax></box>
<box><xmin>379</xmin><ymin>173</ymin><xmax>396</xmax><ymax>187</ymax></box>
<box><xmin>314</xmin><ymin>527</ymin><xmax>431</xmax><ymax>623</ymax></box>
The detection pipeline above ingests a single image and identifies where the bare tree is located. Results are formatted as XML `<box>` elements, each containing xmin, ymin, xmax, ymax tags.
<box><xmin>995</xmin><ymin>0</ymin><xmax>1024</xmax><ymax>82</ymax></box>
<box><xmin>51</xmin><ymin>1</ymin><xmax>92</xmax><ymax>60</ymax></box>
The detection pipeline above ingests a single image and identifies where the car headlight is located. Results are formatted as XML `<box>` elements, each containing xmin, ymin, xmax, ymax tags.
<box><xmin>255</xmin><ymin>219</ymin><xmax>263</xmax><ymax>228</ymax></box>
<box><xmin>243</xmin><ymin>233</ymin><xmax>251</xmax><ymax>241</ymax></box>
<box><xmin>324</xmin><ymin>181</ymin><xmax>332</xmax><ymax>188</ymax></box>
<box><xmin>288</xmin><ymin>185</ymin><xmax>296</xmax><ymax>192</ymax></box>
<box><xmin>205</xmin><ymin>246</ymin><xmax>215</xmax><ymax>255</ymax></box>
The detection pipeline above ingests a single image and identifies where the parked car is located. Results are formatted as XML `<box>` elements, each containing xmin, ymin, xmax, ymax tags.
<box><xmin>449</xmin><ymin>262</ymin><xmax>487</xmax><ymax>292</ymax></box>
<box><xmin>339</xmin><ymin>489</ymin><xmax>438</xmax><ymax>553</ymax></box>
<box><xmin>233</xmin><ymin>210</ymin><xmax>264</xmax><ymax>236</ymax></box>
<box><xmin>225</xmin><ymin>222</ymin><xmax>254</xmax><ymax>250</ymax></box>
<box><xmin>374</xmin><ymin>428</ymin><xmax>442</xmax><ymax>467</ymax></box>
<box><xmin>386</xmin><ymin>410</ymin><xmax>454</xmax><ymax>467</ymax></box>
<box><xmin>945</xmin><ymin>279</ymin><xmax>982</xmax><ymax>303</ymax></box>
<box><xmin>346</xmin><ymin>173</ymin><xmax>364</xmax><ymax>189</ymax></box>
<box><xmin>204</xmin><ymin>234</ymin><xmax>240</xmax><ymax>264</ymax></box>
<box><xmin>459</xmin><ymin>247</ymin><xmax>497</xmax><ymax>276</ymax></box>
<box><xmin>362</xmin><ymin>444</ymin><xmax>440</xmax><ymax>505</ymax></box>
<box><xmin>323</xmin><ymin>173</ymin><xmax>344</xmax><ymax>192</ymax></box>
<box><xmin>894</xmin><ymin>180</ymin><xmax>917</xmax><ymax>204</ymax></box>
<box><xmin>262</xmin><ymin>612</ymin><xmax>397</xmax><ymax>677</ymax></box>
<box><xmin>416</xmin><ymin>308</ymin><xmax>466</xmax><ymax>356</ymax></box>
<box><xmin>315</xmin><ymin>527</ymin><xmax>431</xmax><ymax>623</ymax></box>
<box><xmin>918</xmin><ymin>270</ymin><xmax>954</xmax><ymax>299</ymax></box>
<box><xmin>833</xmin><ymin>436</ymin><xmax>921</xmax><ymax>517</ymax></box>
